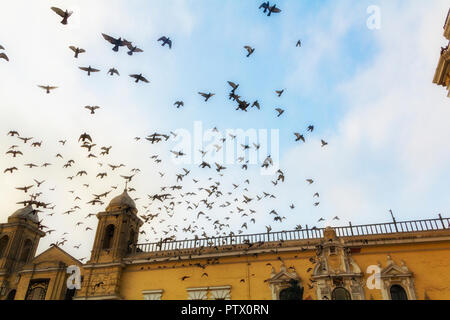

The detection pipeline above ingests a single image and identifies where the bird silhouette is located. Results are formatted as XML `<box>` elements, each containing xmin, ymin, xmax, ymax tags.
<box><xmin>244</xmin><ymin>46</ymin><xmax>255</xmax><ymax>57</ymax></box>
<box><xmin>158</xmin><ymin>36</ymin><xmax>172</xmax><ymax>49</ymax></box>
<box><xmin>127</xmin><ymin>43</ymin><xmax>144</xmax><ymax>56</ymax></box>
<box><xmin>78</xmin><ymin>133</ymin><xmax>92</xmax><ymax>143</ymax></box>
<box><xmin>85</xmin><ymin>106</ymin><xmax>100</xmax><ymax>114</ymax></box>
<box><xmin>4</xmin><ymin>167</ymin><xmax>18</xmax><ymax>174</ymax></box>
<box><xmin>107</xmin><ymin>68</ymin><xmax>120</xmax><ymax>76</ymax></box>
<box><xmin>198</xmin><ymin>92</ymin><xmax>215</xmax><ymax>102</ymax></box>
<box><xmin>69</xmin><ymin>46</ymin><xmax>85</xmax><ymax>58</ymax></box>
<box><xmin>38</xmin><ymin>85</ymin><xmax>58</xmax><ymax>94</ymax></box>
<box><xmin>294</xmin><ymin>133</ymin><xmax>305</xmax><ymax>142</ymax></box>
<box><xmin>0</xmin><ymin>52</ymin><xmax>9</xmax><ymax>61</ymax></box>
<box><xmin>6</xmin><ymin>150</ymin><xmax>23</xmax><ymax>157</ymax></box>
<box><xmin>51</xmin><ymin>7</ymin><xmax>73</xmax><ymax>25</ymax></box>
<box><xmin>79</xmin><ymin>66</ymin><xmax>100</xmax><ymax>76</ymax></box>
<box><xmin>129</xmin><ymin>74</ymin><xmax>149</xmax><ymax>83</ymax></box>
<box><xmin>275</xmin><ymin>108</ymin><xmax>285</xmax><ymax>117</ymax></box>
<box><xmin>267</xmin><ymin>4</ymin><xmax>282</xmax><ymax>16</ymax></box>
<box><xmin>16</xmin><ymin>185</ymin><xmax>34</xmax><ymax>193</ymax></box>
<box><xmin>101</xmin><ymin>33</ymin><xmax>131</xmax><ymax>52</ymax></box>
<box><xmin>174</xmin><ymin>101</ymin><xmax>184</xmax><ymax>108</ymax></box>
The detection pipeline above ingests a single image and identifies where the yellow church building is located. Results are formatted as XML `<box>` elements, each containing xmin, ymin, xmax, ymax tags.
<box><xmin>1</xmin><ymin>188</ymin><xmax>450</xmax><ymax>301</ymax></box>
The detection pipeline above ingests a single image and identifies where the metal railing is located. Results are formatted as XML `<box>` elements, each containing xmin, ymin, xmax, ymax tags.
<box><xmin>133</xmin><ymin>215</ymin><xmax>450</xmax><ymax>254</ymax></box>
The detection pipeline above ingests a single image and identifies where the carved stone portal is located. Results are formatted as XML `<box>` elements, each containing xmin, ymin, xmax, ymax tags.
<box><xmin>312</xmin><ymin>227</ymin><xmax>365</xmax><ymax>300</ymax></box>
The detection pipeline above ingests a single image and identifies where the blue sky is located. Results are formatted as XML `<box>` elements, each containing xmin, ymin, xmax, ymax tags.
<box><xmin>0</xmin><ymin>0</ymin><xmax>449</xmax><ymax>259</ymax></box>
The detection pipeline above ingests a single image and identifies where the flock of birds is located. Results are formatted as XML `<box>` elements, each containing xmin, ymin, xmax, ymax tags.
<box><xmin>2</xmin><ymin>3</ymin><xmax>340</xmax><ymax>264</ymax></box>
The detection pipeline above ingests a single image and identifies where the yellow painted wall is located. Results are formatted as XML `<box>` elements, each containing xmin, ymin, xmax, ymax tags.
<box><xmin>352</xmin><ymin>241</ymin><xmax>450</xmax><ymax>300</ymax></box>
<box><xmin>120</xmin><ymin>251</ymin><xmax>317</xmax><ymax>300</ymax></box>
<box><xmin>119</xmin><ymin>241</ymin><xmax>450</xmax><ymax>300</ymax></box>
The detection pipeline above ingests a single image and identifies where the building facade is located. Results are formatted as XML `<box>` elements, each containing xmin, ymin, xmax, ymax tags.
<box><xmin>1</xmin><ymin>189</ymin><xmax>450</xmax><ymax>300</ymax></box>
<box><xmin>433</xmin><ymin>8</ymin><xmax>450</xmax><ymax>97</ymax></box>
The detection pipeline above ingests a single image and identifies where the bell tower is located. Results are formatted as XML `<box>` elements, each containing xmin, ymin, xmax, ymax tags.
<box><xmin>74</xmin><ymin>189</ymin><xmax>142</xmax><ymax>300</ymax></box>
<box><xmin>89</xmin><ymin>189</ymin><xmax>143</xmax><ymax>264</ymax></box>
<box><xmin>0</xmin><ymin>205</ymin><xmax>45</xmax><ymax>299</ymax></box>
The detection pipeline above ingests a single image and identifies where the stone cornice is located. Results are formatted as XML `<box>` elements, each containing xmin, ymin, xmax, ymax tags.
<box><xmin>0</xmin><ymin>221</ymin><xmax>46</xmax><ymax>237</ymax></box>
<box><xmin>18</xmin><ymin>266</ymin><xmax>66</xmax><ymax>275</ymax></box>
<box><xmin>83</xmin><ymin>262</ymin><xmax>126</xmax><ymax>269</ymax></box>
<box><xmin>96</xmin><ymin>210</ymin><xmax>143</xmax><ymax>227</ymax></box>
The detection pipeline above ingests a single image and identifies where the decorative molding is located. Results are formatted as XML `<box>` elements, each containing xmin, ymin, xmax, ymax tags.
<box><xmin>187</xmin><ymin>286</ymin><xmax>231</xmax><ymax>300</ymax></box>
<box><xmin>142</xmin><ymin>289</ymin><xmax>163</xmax><ymax>300</ymax></box>
<box><xmin>379</xmin><ymin>255</ymin><xmax>416</xmax><ymax>300</ymax></box>
<box><xmin>187</xmin><ymin>287</ymin><xmax>208</xmax><ymax>300</ymax></box>
<box><xmin>18</xmin><ymin>266</ymin><xmax>66</xmax><ymax>274</ymax></box>
<box><xmin>267</xmin><ymin>263</ymin><xmax>301</xmax><ymax>300</ymax></box>
<box><xmin>312</xmin><ymin>227</ymin><xmax>365</xmax><ymax>300</ymax></box>
<box><xmin>210</xmin><ymin>286</ymin><xmax>231</xmax><ymax>300</ymax></box>
<box><xmin>83</xmin><ymin>262</ymin><xmax>126</xmax><ymax>269</ymax></box>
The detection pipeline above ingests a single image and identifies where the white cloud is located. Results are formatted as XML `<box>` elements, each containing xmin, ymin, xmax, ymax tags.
<box><xmin>282</xmin><ymin>0</ymin><xmax>450</xmax><ymax>225</ymax></box>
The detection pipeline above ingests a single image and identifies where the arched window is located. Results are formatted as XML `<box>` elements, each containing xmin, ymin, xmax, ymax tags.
<box><xmin>20</xmin><ymin>239</ymin><xmax>32</xmax><ymax>262</ymax></box>
<box><xmin>103</xmin><ymin>225</ymin><xmax>115</xmax><ymax>249</ymax></box>
<box><xmin>0</xmin><ymin>235</ymin><xmax>9</xmax><ymax>258</ymax></box>
<box><xmin>332</xmin><ymin>287</ymin><xmax>351</xmax><ymax>300</ymax></box>
<box><xmin>390</xmin><ymin>285</ymin><xmax>408</xmax><ymax>300</ymax></box>
<box><xmin>6</xmin><ymin>289</ymin><xmax>16</xmax><ymax>300</ymax></box>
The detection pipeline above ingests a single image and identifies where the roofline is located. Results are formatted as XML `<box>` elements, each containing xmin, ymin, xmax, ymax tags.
<box><xmin>32</xmin><ymin>244</ymin><xmax>83</xmax><ymax>265</ymax></box>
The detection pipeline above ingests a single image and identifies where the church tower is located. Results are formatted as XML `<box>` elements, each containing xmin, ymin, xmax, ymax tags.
<box><xmin>75</xmin><ymin>189</ymin><xmax>143</xmax><ymax>300</ymax></box>
<box><xmin>0</xmin><ymin>205</ymin><xmax>45</xmax><ymax>298</ymax></box>
<box><xmin>89</xmin><ymin>189</ymin><xmax>143</xmax><ymax>263</ymax></box>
